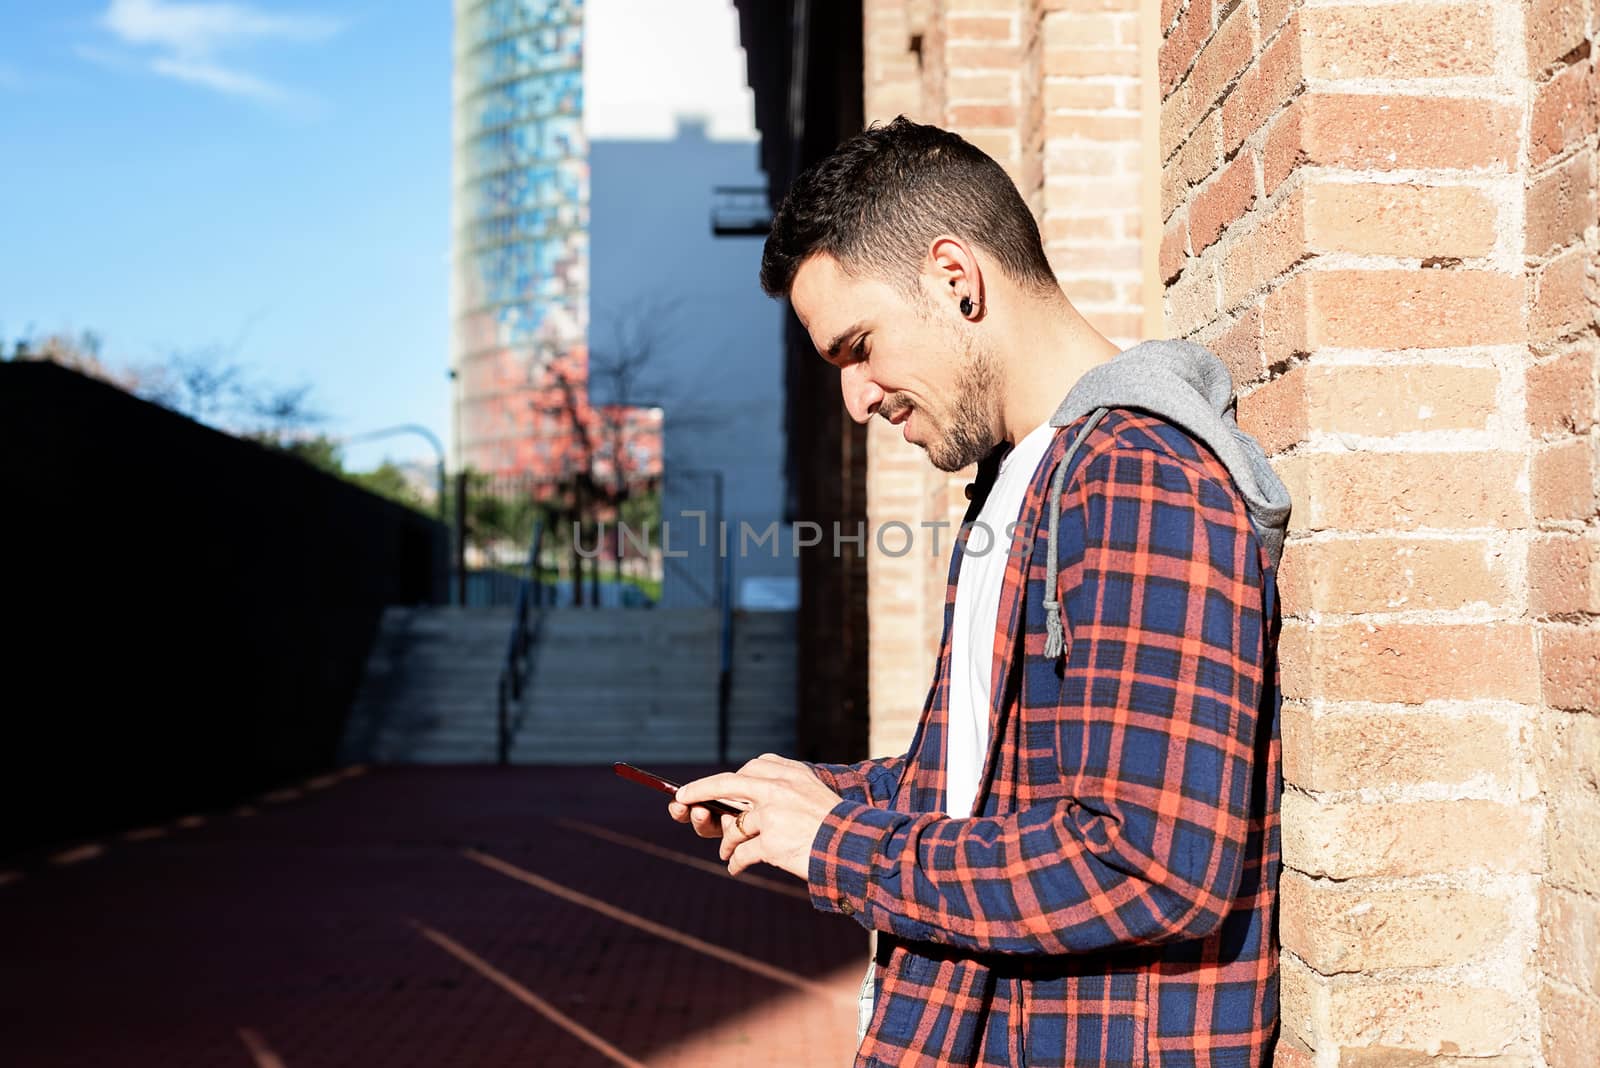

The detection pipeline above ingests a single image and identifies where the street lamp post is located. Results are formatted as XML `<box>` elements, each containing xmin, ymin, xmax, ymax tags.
<box><xmin>337</xmin><ymin>423</ymin><xmax>449</xmax><ymax>524</ymax></box>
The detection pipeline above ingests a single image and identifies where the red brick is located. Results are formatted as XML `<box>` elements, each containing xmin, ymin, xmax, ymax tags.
<box><xmin>1280</xmin><ymin>792</ymin><xmax>1542</xmax><ymax>874</ymax></box>
<box><xmin>1042</xmin><ymin>45</ymin><xmax>1141</xmax><ymax>77</ymax></box>
<box><xmin>1281</xmin><ymin>871</ymin><xmax>1515</xmax><ymax>971</ymax></box>
<box><xmin>948</xmin><ymin>103</ymin><xmax>1019</xmax><ymax>127</ymax></box>
<box><xmin>1306</xmin><ymin>181</ymin><xmax>1499</xmax><ymax>259</ymax></box>
<box><xmin>1221</xmin><ymin>187</ymin><xmax>1308</xmax><ymax>310</ymax></box>
<box><xmin>1528</xmin><ymin>0</ymin><xmax>1590</xmax><ymax>74</ymax></box>
<box><xmin>1301</xmin><ymin>5</ymin><xmax>1496</xmax><ymax>80</ymax></box>
<box><xmin>1529</xmin><ymin>531</ymin><xmax>1600</xmax><ymax>615</ymax></box>
<box><xmin>1045</xmin><ymin>79</ymin><xmax>1120</xmax><ymax>111</ymax></box>
<box><xmin>1327</xmin><ymin>989</ymin><xmax>1529</xmax><ymax>1058</ymax></box>
<box><xmin>1162</xmin><ymin>144</ymin><xmax>1184</xmax><ymax>217</ymax></box>
<box><xmin>1042</xmin><ymin>11</ymin><xmax>1122</xmax><ymax>49</ymax></box>
<box><xmin>1190</xmin><ymin>151</ymin><xmax>1259</xmax><ymax>252</ymax></box>
<box><xmin>1308</xmin><ymin>363</ymin><xmax>1500</xmax><ymax>435</ymax></box>
<box><xmin>1204</xmin><ymin>304</ymin><xmax>1266</xmax><ymax>386</ymax></box>
<box><xmin>1527</xmin><ymin>149</ymin><xmax>1596</xmax><ymax>258</ymax></box>
<box><xmin>1181</xmin><ymin>109</ymin><xmax>1222</xmax><ymax>187</ymax></box>
<box><xmin>1541</xmin><ymin>884</ymin><xmax>1600</xmax><ymax>998</ymax></box>
<box><xmin>1531</xmin><ymin>246</ymin><xmax>1594</xmax><ymax>344</ymax></box>
<box><xmin>1159</xmin><ymin>0</ymin><xmax>1214</xmax><ymax>95</ymax></box>
<box><xmin>1544</xmin><ymin>980</ymin><xmax>1600</xmax><ymax>1068</ymax></box>
<box><xmin>1047</xmin><ymin>241</ymin><xmax>1142</xmax><ymax>271</ymax></box>
<box><xmin>1263</xmin><ymin>97</ymin><xmax>1306</xmax><ymax>193</ymax></box>
<box><xmin>1278</xmin><ymin>449</ymin><xmax>1531</xmax><ymax>531</ymax></box>
<box><xmin>1044</xmin><ymin>142</ymin><xmax>1130</xmax><ymax>175</ymax></box>
<box><xmin>1238</xmin><ymin>363</ymin><xmax>1308</xmax><ymax>454</ymax></box>
<box><xmin>1307</xmin><ymin>269</ymin><xmax>1526</xmax><ymax>350</ymax></box>
<box><xmin>1041</xmin><ymin>0</ymin><xmax>1139</xmax><ymax>9</ymax></box>
<box><xmin>1167</xmin><ymin>255</ymin><xmax>1219</xmax><ymax>336</ymax></box>
<box><xmin>1222</xmin><ymin>15</ymin><xmax>1304</xmax><ymax>157</ymax></box>
<box><xmin>1166</xmin><ymin>110</ymin><xmax>1222</xmax><ymax>217</ymax></box>
<box><xmin>1275</xmin><ymin>1042</ymin><xmax>1316</xmax><ymax>1068</ymax></box>
<box><xmin>1044</xmin><ymin>112</ymin><xmax>1144</xmax><ymax>141</ymax></box>
<box><xmin>1262</xmin><ymin>271</ymin><xmax>1309</xmax><ymax>368</ymax></box>
<box><xmin>946</xmin><ymin>14</ymin><xmax>1018</xmax><ymax>42</ymax></box>
<box><xmin>948</xmin><ymin>73</ymin><xmax>1016</xmax><ymax>103</ymax></box>
<box><xmin>1043</xmin><ymin>213</ymin><xmax>1117</xmax><ymax>242</ymax></box>
<box><xmin>1282</xmin><ymin>534</ymin><xmax>1513</xmax><ymax>614</ymax></box>
<box><xmin>1161</xmin><ymin>213</ymin><xmax>1190</xmax><ymax>283</ymax></box>
<box><xmin>1300</xmin><ymin>93</ymin><xmax>1521</xmax><ymax>172</ymax></box>
<box><xmin>948</xmin><ymin>43</ymin><xmax>1026</xmax><ymax>70</ymax></box>
<box><xmin>1532</xmin><ymin>436</ymin><xmax>1598</xmax><ymax>520</ymax></box>
<box><xmin>1187</xmin><ymin>4</ymin><xmax>1255</xmax><ymax>115</ymax></box>
<box><xmin>1542</xmin><ymin>622</ymin><xmax>1600</xmax><ymax>711</ymax></box>
<box><xmin>1527</xmin><ymin>347</ymin><xmax>1598</xmax><ymax>438</ymax></box>
<box><xmin>1260</xmin><ymin>0</ymin><xmax>1296</xmax><ymax>37</ymax></box>
<box><xmin>1163</xmin><ymin>79</ymin><xmax>1198</xmax><ymax>162</ymax></box>
<box><xmin>1531</xmin><ymin>58</ymin><xmax>1600</xmax><ymax>167</ymax></box>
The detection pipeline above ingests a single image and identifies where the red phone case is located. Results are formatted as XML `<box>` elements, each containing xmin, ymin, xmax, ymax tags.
<box><xmin>613</xmin><ymin>762</ymin><xmax>743</xmax><ymax>817</ymax></box>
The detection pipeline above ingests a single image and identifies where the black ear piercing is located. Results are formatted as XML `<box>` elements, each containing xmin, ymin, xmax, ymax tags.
<box><xmin>960</xmin><ymin>296</ymin><xmax>974</xmax><ymax>317</ymax></box>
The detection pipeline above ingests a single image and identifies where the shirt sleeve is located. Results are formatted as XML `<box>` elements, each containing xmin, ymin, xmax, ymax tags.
<box><xmin>805</xmin><ymin>445</ymin><xmax>1268</xmax><ymax>954</ymax></box>
<box><xmin>807</xmin><ymin>755</ymin><xmax>908</xmax><ymax>808</ymax></box>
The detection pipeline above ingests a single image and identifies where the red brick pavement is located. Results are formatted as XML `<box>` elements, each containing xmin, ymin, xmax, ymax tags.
<box><xmin>0</xmin><ymin>766</ymin><xmax>867</xmax><ymax>1067</ymax></box>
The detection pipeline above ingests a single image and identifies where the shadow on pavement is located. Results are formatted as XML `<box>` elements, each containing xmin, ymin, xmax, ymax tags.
<box><xmin>0</xmin><ymin>766</ymin><xmax>868</xmax><ymax>1067</ymax></box>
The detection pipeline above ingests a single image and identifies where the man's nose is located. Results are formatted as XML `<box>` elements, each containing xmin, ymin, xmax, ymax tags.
<box><xmin>840</xmin><ymin>362</ymin><xmax>884</xmax><ymax>425</ymax></box>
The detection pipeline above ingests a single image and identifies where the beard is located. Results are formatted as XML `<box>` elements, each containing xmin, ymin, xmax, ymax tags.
<box><xmin>917</xmin><ymin>331</ymin><xmax>1002</xmax><ymax>473</ymax></box>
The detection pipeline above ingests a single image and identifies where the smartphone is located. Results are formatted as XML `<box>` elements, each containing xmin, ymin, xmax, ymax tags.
<box><xmin>613</xmin><ymin>762</ymin><xmax>746</xmax><ymax>818</ymax></box>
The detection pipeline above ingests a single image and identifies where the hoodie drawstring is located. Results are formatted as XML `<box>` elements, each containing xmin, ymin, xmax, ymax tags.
<box><xmin>1042</xmin><ymin>407</ymin><xmax>1111</xmax><ymax>660</ymax></box>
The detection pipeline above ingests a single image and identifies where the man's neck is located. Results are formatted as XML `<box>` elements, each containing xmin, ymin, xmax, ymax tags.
<box><xmin>995</xmin><ymin>300</ymin><xmax>1122</xmax><ymax>444</ymax></box>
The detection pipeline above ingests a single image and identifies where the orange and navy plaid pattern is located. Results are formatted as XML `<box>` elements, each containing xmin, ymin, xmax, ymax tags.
<box><xmin>807</xmin><ymin>409</ymin><xmax>1282</xmax><ymax>1068</ymax></box>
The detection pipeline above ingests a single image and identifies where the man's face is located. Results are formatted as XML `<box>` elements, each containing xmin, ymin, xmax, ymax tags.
<box><xmin>790</xmin><ymin>253</ymin><xmax>1002</xmax><ymax>473</ymax></box>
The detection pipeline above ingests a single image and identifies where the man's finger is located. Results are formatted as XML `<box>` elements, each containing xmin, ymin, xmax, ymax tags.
<box><xmin>717</xmin><ymin>807</ymin><xmax>760</xmax><ymax>860</ymax></box>
<box><xmin>690</xmin><ymin>805</ymin><xmax>723</xmax><ymax>838</ymax></box>
<box><xmin>726</xmin><ymin>829</ymin><xmax>765</xmax><ymax>876</ymax></box>
<box><xmin>675</xmin><ymin>771</ymin><xmax>772</xmax><ymax>807</ymax></box>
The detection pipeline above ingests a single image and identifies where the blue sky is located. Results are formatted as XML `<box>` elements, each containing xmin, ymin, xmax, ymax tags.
<box><xmin>0</xmin><ymin>0</ymin><xmax>758</xmax><ymax>471</ymax></box>
<box><xmin>1</xmin><ymin>1</ymin><xmax>456</xmax><ymax>469</ymax></box>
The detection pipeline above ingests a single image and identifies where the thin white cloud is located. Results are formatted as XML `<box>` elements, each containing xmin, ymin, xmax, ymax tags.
<box><xmin>149</xmin><ymin>55</ymin><xmax>284</xmax><ymax>101</ymax></box>
<box><xmin>103</xmin><ymin>0</ymin><xmax>338</xmax><ymax>55</ymax></box>
<box><xmin>90</xmin><ymin>0</ymin><xmax>341</xmax><ymax>104</ymax></box>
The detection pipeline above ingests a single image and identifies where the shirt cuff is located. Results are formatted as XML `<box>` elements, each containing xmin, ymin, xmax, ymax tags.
<box><xmin>807</xmin><ymin>798</ymin><xmax>902</xmax><ymax>920</ymax></box>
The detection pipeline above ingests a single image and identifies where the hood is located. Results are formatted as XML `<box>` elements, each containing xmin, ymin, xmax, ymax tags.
<box><xmin>1035</xmin><ymin>338</ymin><xmax>1292</xmax><ymax>659</ymax></box>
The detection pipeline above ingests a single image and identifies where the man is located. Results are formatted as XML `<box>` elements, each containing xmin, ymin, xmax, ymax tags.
<box><xmin>672</xmin><ymin>117</ymin><xmax>1288</xmax><ymax>1068</ymax></box>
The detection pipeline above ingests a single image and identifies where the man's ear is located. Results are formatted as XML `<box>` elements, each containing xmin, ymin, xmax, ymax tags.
<box><xmin>926</xmin><ymin>236</ymin><xmax>985</xmax><ymax>319</ymax></box>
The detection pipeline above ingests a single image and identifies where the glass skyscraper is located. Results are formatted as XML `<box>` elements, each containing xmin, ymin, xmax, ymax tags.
<box><xmin>451</xmin><ymin>0</ymin><xmax>590</xmax><ymax>476</ymax></box>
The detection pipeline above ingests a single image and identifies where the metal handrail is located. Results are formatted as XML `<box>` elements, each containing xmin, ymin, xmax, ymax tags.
<box><xmin>497</xmin><ymin>517</ymin><xmax>545</xmax><ymax>764</ymax></box>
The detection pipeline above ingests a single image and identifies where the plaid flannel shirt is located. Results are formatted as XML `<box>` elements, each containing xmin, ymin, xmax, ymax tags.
<box><xmin>807</xmin><ymin>408</ymin><xmax>1282</xmax><ymax>1068</ymax></box>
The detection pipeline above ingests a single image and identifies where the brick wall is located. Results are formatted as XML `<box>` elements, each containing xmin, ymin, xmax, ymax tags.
<box><xmin>1160</xmin><ymin>0</ymin><xmax>1600</xmax><ymax>1060</ymax></box>
<box><xmin>862</xmin><ymin>0</ymin><xmax>1162</xmax><ymax>757</ymax></box>
<box><xmin>859</xmin><ymin>0</ymin><xmax>1598</xmax><ymax>1060</ymax></box>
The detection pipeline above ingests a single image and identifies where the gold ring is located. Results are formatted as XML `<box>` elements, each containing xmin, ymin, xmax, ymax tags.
<box><xmin>735</xmin><ymin>808</ymin><xmax>750</xmax><ymax>835</ymax></box>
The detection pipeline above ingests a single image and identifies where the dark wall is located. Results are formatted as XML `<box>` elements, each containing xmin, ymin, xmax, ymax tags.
<box><xmin>735</xmin><ymin>0</ymin><xmax>871</xmax><ymax>762</ymax></box>
<box><xmin>0</xmin><ymin>362</ymin><xmax>447</xmax><ymax>857</ymax></box>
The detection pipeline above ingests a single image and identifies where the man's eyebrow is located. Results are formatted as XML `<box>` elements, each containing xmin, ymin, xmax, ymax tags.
<box><xmin>825</xmin><ymin>320</ymin><xmax>869</xmax><ymax>358</ymax></box>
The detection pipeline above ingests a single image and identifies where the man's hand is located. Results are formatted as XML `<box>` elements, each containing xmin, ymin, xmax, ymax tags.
<box><xmin>667</xmin><ymin>754</ymin><xmax>842</xmax><ymax>879</ymax></box>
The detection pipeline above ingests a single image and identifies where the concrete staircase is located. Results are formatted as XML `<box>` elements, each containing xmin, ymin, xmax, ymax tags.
<box><xmin>340</xmin><ymin>606</ymin><xmax>512</xmax><ymax>764</ymax></box>
<box><xmin>340</xmin><ymin>606</ymin><xmax>797</xmax><ymax>765</ymax></box>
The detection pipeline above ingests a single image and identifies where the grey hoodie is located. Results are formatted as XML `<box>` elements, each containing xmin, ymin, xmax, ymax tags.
<box><xmin>1036</xmin><ymin>339</ymin><xmax>1293</xmax><ymax>658</ymax></box>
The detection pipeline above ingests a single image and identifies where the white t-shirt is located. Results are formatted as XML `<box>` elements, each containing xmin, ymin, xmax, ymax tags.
<box><xmin>945</xmin><ymin>420</ymin><xmax>1058</xmax><ymax>818</ymax></box>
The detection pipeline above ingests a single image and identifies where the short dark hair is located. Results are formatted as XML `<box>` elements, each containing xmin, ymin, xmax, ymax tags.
<box><xmin>760</xmin><ymin>116</ymin><xmax>1058</xmax><ymax>299</ymax></box>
